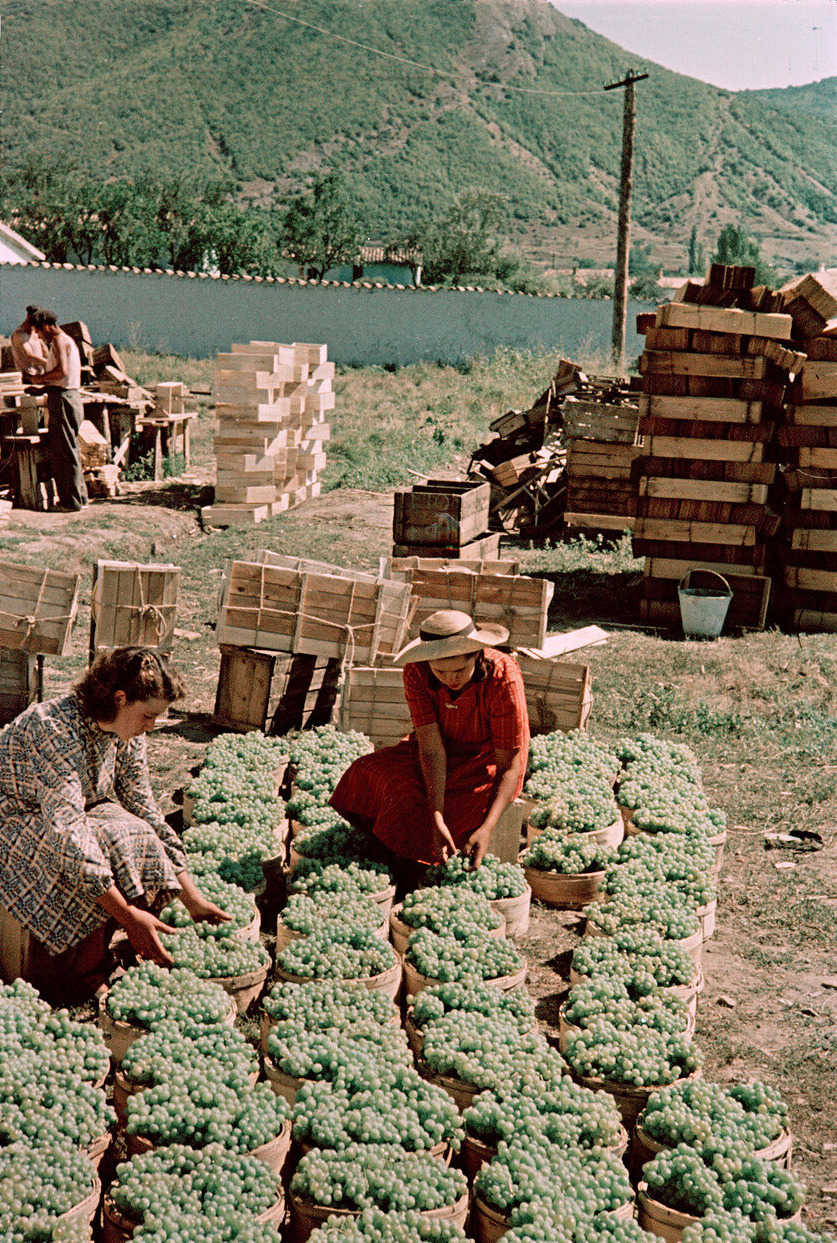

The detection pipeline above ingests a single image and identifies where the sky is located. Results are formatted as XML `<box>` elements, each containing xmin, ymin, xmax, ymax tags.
<box><xmin>550</xmin><ymin>1</ymin><xmax>837</xmax><ymax>91</ymax></box>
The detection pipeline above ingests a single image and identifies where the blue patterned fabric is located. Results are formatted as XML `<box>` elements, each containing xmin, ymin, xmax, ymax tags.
<box><xmin>0</xmin><ymin>693</ymin><xmax>185</xmax><ymax>953</ymax></box>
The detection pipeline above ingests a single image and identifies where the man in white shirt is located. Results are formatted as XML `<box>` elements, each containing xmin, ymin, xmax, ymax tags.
<box><xmin>28</xmin><ymin>309</ymin><xmax>88</xmax><ymax>512</ymax></box>
<box><xmin>10</xmin><ymin>305</ymin><xmax>48</xmax><ymax>374</ymax></box>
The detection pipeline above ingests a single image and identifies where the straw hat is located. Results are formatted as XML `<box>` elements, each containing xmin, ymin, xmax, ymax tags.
<box><xmin>393</xmin><ymin>610</ymin><xmax>509</xmax><ymax>666</ymax></box>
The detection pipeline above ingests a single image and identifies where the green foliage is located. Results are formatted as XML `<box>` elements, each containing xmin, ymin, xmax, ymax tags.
<box><xmin>280</xmin><ymin>171</ymin><xmax>364</xmax><ymax>279</ymax></box>
<box><xmin>711</xmin><ymin>224</ymin><xmax>776</xmax><ymax>285</ymax></box>
<box><xmin>688</xmin><ymin>227</ymin><xmax>706</xmax><ymax>277</ymax></box>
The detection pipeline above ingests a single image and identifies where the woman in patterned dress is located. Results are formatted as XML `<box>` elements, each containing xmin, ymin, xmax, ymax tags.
<box><xmin>0</xmin><ymin>647</ymin><xmax>228</xmax><ymax>1001</ymax></box>
<box><xmin>330</xmin><ymin>610</ymin><xmax>530</xmax><ymax>867</ymax></box>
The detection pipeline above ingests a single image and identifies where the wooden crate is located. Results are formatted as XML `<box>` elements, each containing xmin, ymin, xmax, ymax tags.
<box><xmin>90</xmin><ymin>561</ymin><xmax>180</xmax><ymax>653</ymax></box>
<box><xmin>656</xmin><ymin>303</ymin><xmax>793</xmax><ymax>340</ymax></box>
<box><xmin>561</xmin><ymin>397</ymin><xmax>639</xmax><ymax>443</ymax></box>
<box><xmin>214</xmin><ymin>645</ymin><xmax>277</xmax><ymax>731</ymax></box>
<box><xmin>216</xmin><ymin>560</ymin><xmax>412</xmax><ymax>665</ymax></box>
<box><xmin>384</xmin><ymin>555</ymin><xmax>520</xmax><ymax>578</ymax></box>
<box><xmin>0</xmin><ymin>648</ymin><xmax>38</xmax><ymax>726</ymax></box>
<box><xmin>391</xmin><ymin>531</ymin><xmax>501</xmax><ymax>560</ymax></box>
<box><xmin>213</xmin><ymin>645</ymin><xmax>342</xmax><ymax>733</ymax></box>
<box><xmin>640</xmin><ymin>567</ymin><xmax>771</xmax><ymax>631</ymax></box>
<box><xmin>393</xmin><ymin>481</ymin><xmax>490</xmax><ymax>547</ymax></box>
<box><xmin>566</xmin><ymin>441</ymin><xmax>643</xmax><ymax>480</ymax></box>
<box><xmin>403</xmin><ymin>568</ymin><xmax>551</xmax><ymax>651</ymax></box>
<box><xmin>0</xmin><ymin>561</ymin><xmax>81</xmax><ymax>655</ymax></box>
<box><xmin>339</xmin><ymin>654</ymin><xmax>591</xmax><ymax>748</ymax></box>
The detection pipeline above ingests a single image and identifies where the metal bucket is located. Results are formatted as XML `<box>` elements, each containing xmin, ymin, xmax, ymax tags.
<box><xmin>678</xmin><ymin>570</ymin><xmax>732</xmax><ymax>639</ymax></box>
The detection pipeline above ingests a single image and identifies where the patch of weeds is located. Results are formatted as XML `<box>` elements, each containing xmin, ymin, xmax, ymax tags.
<box><xmin>163</xmin><ymin>453</ymin><xmax>186</xmax><ymax>478</ymax></box>
<box><xmin>614</xmin><ymin>683</ymin><xmax>755</xmax><ymax>737</ymax></box>
<box><xmin>517</xmin><ymin>532</ymin><xmax>640</xmax><ymax>576</ymax></box>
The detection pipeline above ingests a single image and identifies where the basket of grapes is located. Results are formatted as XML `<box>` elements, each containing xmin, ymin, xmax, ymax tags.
<box><xmin>519</xmin><ymin>831</ymin><xmax>616</xmax><ymax>909</ymax></box>
<box><xmin>102</xmin><ymin>1144</ymin><xmax>286</xmax><ymax>1242</ymax></box>
<box><xmin>558</xmin><ymin>979</ymin><xmax>695</xmax><ymax>1055</ymax></box>
<box><xmin>161</xmin><ymin>926</ymin><xmax>271</xmax><ymax>1014</ymax></box>
<box><xmin>289</xmin><ymin>1143</ymin><xmax>469</xmax><ymax>1243</ymax></box>
<box><xmin>274</xmin><ymin>925</ymin><xmax>402</xmax><ymax>999</ymax></box>
<box><xmin>390</xmin><ymin>887</ymin><xmax>505</xmax><ymax>956</ymax></box>
<box><xmin>525</xmin><ymin>781</ymin><xmax>624</xmax><ymax>851</ymax></box>
<box><xmin>584</xmin><ymin>894</ymin><xmax>704</xmax><ymax>968</ymax></box>
<box><xmin>637</xmin><ymin>1144</ymin><xmax>804</xmax><ymax>1242</ymax></box>
<box><xmin>290</xmin><ymin>858</ymin><xmax>397</xmax><ymax>918</ymax></box>
<box><xmin>423</xmin><ymin>854</ymin><xmax>532</xmax><ymax>938</ymax></box>
<box><xmin>563</xmin><ymin>1019</ymin><xmax>703</xmax><ymax>1130</ymax></box>
<box><xmin>305</xmin><ymin>1207</ymin><xmax>469</xmax><ymax>1243</ymax></box>
<box><xmin>632</xmin><ymin>1081</ymin><xmax>793</xmax><ymax>1182</ymax></box>
<box><xmin>260</xmin><ymin>979</ymin><xmax>400</xmax><ymax>1057</ymax></box>
<box><xmin>404</xmin><ymin>980</ymin><xmax>537</xmax><ymax>1060</ymax></box>
<box><xmin>0</xmin><ymin>1141</ymin><xmax>102</xmax><ymax>1236</ymax></box>
<box><xmin>461</xmin><ymin>1078</ymin><xmax>627</xmax><ymax>1180</ymax></box>
<box><xmin>112</xmin><ymin>1019</ymin><xmax>260</xmax><ymax>1127</ymax></box>
<box><xmin>99</xmin><ymin>964</ymin><xmax>237</xmax><ymax>1063</ymax></box>
<box><xmin>417</xmin><ymin>1012</ymin><xmax>549</xmax><ymax>1112</ymax></box>
<box><xmin>570</xmin><ymin>929</ymin><xmax>704</xmax><ymax>1019</ymax></box>
<box><xmin>161</xmin><ymin>872</ymin><xmax>261</xmax><ymax>942</ymax></box>
<box><xmin>263</xmin><ymin>1020</ymin><xmax>412</xmax><ymax>1107</ymax></box>
<box><xmin>402</xmin><ymin>928</ymin><xmax>526</xmax><ymax>998</ymax></box>
<box><xmin>276</xmin><ymin>891</ymin><xmax>389</xmax><ymax>955</ymax></box>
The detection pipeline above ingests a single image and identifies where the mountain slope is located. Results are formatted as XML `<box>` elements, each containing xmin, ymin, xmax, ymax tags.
<box><xmin>3</xmin><ymin>0</ymin><xmax>836</xmax><ymax>270</ymax></box>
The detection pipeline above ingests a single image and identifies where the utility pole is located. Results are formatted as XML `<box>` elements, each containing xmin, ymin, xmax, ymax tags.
<box><xmin>605</xmin><ymin>70</ymin><xmax>648</xmax><ymax>375</ymax></box>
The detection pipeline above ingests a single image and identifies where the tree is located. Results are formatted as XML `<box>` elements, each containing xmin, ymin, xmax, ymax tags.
<box><xmin>279</xmin><ymin>172</ymin><xmax>364</xmax><ymax>280</ymax></box>
<box><xmin>712</xmin><ymin>224</ymin><xmax>775</xmax><ymax>286</ymax></box>
<box><xmin>407</xmin><ymin>191</ymin><xmax>519</xmax><ymax>287</ymax></box>
<box><xmin>688</xmin><ymin>226</ymin><xmax>705</xmax><ymax>277</ymax></box>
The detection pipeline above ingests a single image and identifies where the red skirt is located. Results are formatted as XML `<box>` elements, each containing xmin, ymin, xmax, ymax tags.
<box><xmin>329</xmin><ymin>739</ymin><xmax>499</xmax><ymax>865</ymax></box>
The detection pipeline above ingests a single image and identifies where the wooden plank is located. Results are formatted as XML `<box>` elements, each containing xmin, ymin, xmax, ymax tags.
<box><xmin>793</xmin><ymin>610</ymin><xmax>837</xmax><ymax>633</ymax></box>
<box><xmin>791</xmin><ymin>528</ymin><xmax>837</xmax><ymax>553</ymax></box>
<box><xmin>563</xmin><ymin>512</ymin><xmax>635</xmax><ymax>532</ymax></box>
<box><xmin>645</xmin><ymin>556</ymin><xmax>758</xmax><ymax>580</ymax></box>
<box><xmin>786</xmin><ymin>404</ymin><xmax>837</xmax><ymax>428</ymax></box>
<box><xmin>639</xmin><ymin>478</ymin><xmax>768</xmax><ymax>504</ymax></box>
<box><xmin>641</xmin><ymin>351</ymin><xmax>768</xmax><ymax>379</ymax></box>
<box><xmin>638</xmin><ymin>394</ymin><xmax>765</xmax><ymax>425</ymax></box>
<box><xmin>634</xmin><ymin>519</ymin><xmax>757</xmax><ymax>546</ymax></box>
<box><xmin>657</xmin><ymin>302</ymin><xmax>793</xmax><ymax>340</ymax></box>
<box><xmin>391</xmin><ymin>532</ymin><xmax>502</xmax><ymax>560</ymax></box>
<box><xmin>784</xmin><ymin>566</ymin><xmax>837</xmax><ymax>592</ymax></box>
<box><xmin>798</xmin><ymin>447</ymin><xmax>837</xmax><ymax>469</ymax></box>
<box><xmin>645</xmin><ymin>436</ymin><xmax>764</xmax><ymax>462</ymax></box>
<box><xmin>800</xmin><ymin>489</ymin><xmax>837</xmax><ymax>512</ymax></box>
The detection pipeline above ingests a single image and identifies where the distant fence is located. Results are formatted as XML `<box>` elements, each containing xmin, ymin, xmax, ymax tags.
<box><xmin>0</xmin><ymin>262</ymin><xmax>649</xmax><ymax>367</ymax></box>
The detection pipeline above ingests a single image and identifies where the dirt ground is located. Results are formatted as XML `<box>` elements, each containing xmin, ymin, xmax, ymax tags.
<box><xmin>3</xmin><ymin>483</ymin><xmax>836</xmax><ymax>1231</ymax></box>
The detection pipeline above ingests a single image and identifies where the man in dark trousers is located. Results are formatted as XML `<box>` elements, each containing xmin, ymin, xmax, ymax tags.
<box><xmin>27</xmin><ymin>310</ymin><xmax>88</xmax><ymax>512</ymax></box>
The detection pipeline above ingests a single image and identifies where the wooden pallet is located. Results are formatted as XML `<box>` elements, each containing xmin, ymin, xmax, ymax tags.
<box><xmin>563</xmin><ymin>512</ymin><xmax>636</xmax><ymax>533</ymax></box>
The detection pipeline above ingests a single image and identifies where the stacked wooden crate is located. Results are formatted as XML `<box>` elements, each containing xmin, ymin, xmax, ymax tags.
<box><xmin>563</xmin><ymin>394</ymin><xmax>642</xmax><ymax>533</ymax></box>
<box><xmin>634</xmin><ymin>275</ymin><xmax>804</xmax><ymax>630</ymax></box>
<box><xmin>392</xmin><ymin>479</ymin><xmax>500</xmax><ymax>558</ymax></box>
<box><xmin>202</xmin><ymin>341</ymin><xmax>330</xmax><ymax>527</ymax></box>
<box><xmin>89</xmin><ymin>560</ymin><xmax>180</xmax><ymax>654</ymax></box>
<box><xmin>0</xmin><ymin>561</ymin><xmax>81</xmax><ymax>724</ymax></box>
<box><xmin>775</xmin><ymin>275</ymin><xmax>837</xmax><ymax>630</ymax></box>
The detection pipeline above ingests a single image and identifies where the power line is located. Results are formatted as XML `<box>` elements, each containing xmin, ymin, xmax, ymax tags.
<box><xmin>244</xmin><ymin>0</ymin><xmax>610</xmax><ymax>98</ymax></box>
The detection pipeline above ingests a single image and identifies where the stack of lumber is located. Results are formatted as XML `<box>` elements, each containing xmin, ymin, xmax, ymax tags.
<box><xmin>78</xmin><ymin>420</ymin><xmax>119</xmax><ymax>498</ymax></box>
<box><xmin>392</xmin><ymin>479</ymin><xmax>499</xmax><ymax>558</ymax></box>
<box><xmin>90</xmin><ymin>560</ymin><xmax>180</xmax><ymax>653</ymax></box>
<box><xmin>775</xmin><ymin>279</ymin><xmax>837</xmax><ymax>630</ymax></box>
<box><xmin>563</xmin><ymin>391</ymin><xmax>642</xmax><ymax>533</ymax></box>
<box><xmin>202</xmin><ymin>341</ymin><xmax>330</xmax><ymax>527</ymax></box>
<box><xmin>0</xmin><ymin>372</ymin><xmax>26</xmax><ymax>408</ymax></box>
<box><xmin>634</xmin><ymin>265</ymin><xmax>805</xmax><ymax>630</ymax></box>
<box><xmin>213</xmin><ymin>553</ymin><xmax>412</xmax><ymax>732</ymax></box>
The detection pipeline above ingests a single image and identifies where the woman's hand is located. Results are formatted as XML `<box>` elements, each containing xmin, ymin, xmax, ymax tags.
<box><xmin>462</xmin><ymin>823</ymin><xmax>493</xmax><ymax>869</ymax></box>
<box><xmin>176</xmin><ymin>872</ymin><xmax>231</xmax><ymax>925</ymax></box>
<box><xmin>122</xmin><ymin>907</ymin><xmax>177</xmax><ymax>968</ymax></box>
<box><xmin>430</xmin><ymin>812</ymin><xmax>457</xmax><ymax>863</ymax></box>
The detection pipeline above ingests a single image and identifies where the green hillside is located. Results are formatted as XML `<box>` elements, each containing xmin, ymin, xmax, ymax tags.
<box><xmin>3</xmin><ymin>0</ymin><xmax>836</xmax><ymax>271</ymax></box>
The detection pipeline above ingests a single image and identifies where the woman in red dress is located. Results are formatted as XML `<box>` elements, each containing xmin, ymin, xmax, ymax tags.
<box><xmin>330</xmin><ymin>610</ymin><xmax>529</xmax><ymax>866</ymax></box>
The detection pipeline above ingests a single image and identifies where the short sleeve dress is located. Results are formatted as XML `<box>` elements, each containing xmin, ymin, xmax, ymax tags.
<box><xmin>329</xmin><ymin>648</ymin><xmax>529</xmax><ymax>863</ymax></box>
<box><xmin>0</xmin><ymin>693</ymin><xmax>186</xmax><ymax>954</ymax></box>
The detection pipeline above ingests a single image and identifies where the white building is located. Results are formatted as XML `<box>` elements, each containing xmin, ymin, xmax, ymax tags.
<box><xmin>0</xmin><ymin>223</ymin><xmax>46</xmax><ymax>265</ymax></box>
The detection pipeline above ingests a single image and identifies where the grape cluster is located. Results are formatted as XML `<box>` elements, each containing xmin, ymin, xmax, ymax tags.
<box><xmin>400</xmin><ymin>886</ymin><xmax>504</xmax><ymax>937</ymax></box>
<box><xmin>278</xmin><ymin>925</ymin><xmax>398</xmax><ymax>982</ymax></box>
<box><xmin>291</xmin><ymin>817</ymin><xmax>379</xmax><ymax>865</ymax></box>
<box><xmin>527</xmin><ymin>782</ymin><xmax>620</xmax><ymax>835</ymax></box>
<box><xmin>105</xmin><ymin>963</ymin><xmax>233</xmax><ymax>1029</ymax></box>
<box><xmin>524</xmin><ymin>732</ymin><xmax>618</xmax><ymax>831</ymax></box>
<box><xmin>521</xmin><ymin>830</ymin><xmax>615</xmax><ymax>875</ymax></box>
<box><xmin>267</xmin><ymin>1020</ymin><xmax>411</xmax><ymax>1081</ymax></box>
<box><xmin>280</xmin><ymin>891</ymin><xmax>385</xmax><ymax>937</ymax></box>
<box><xmin>0</xmin><ymin>1001</ymin><xmax>110</xmax><ymax>1086</ymax></box>
<box><xmin>644</xmin><ymin>1144</ymin><xmax>804</xmax><ymax>1220</ymax></box>
<box><xmin>291</xmin><ymin>1142</ymin><xmax>467</xmax><ymax>1211</ymax></box>
<box><xmin>0</xmin><ymin>1068</ymin><xmax>114</xmax><ymax>1151</ymax></box>
<box><xmin>606</xmin><ymin>836</ymin><xmax>716</xmax><ymax>908</ymax></box>
<box><xmin>405</xmin><ymin>928</ymin><xmax>523</xmax><ymax>984</ymax></box>
<box><xmin>425</xmin><ymin>853</ymin><xmax>527</xmax><ymax>900</ymax></box>
<box><xmin>306</xmin><ymin>1207</ymin><xmax>468</xmax><ymax>1242</ymax></box>
<box><xmin>420</xmin><ymin>1011</ymin><xmax>545</xmax><ymax>1089</ymax></box>
<box><xmin>160</xmin><ymin>926</ymin><xmax>269</xmax><ymax>980</ymax></box>
<box><xmin>292</xmin><ymin>1063</ymin><xmax>463</xmax><ymax>1152</ymax></box>
<box><xmin>183</xmin><ymin>822</ymin><xmax>280</xmax><ymax>892</ymax></box>
<box><xmin>563</xmin><ymin>1019</ymin><xmax>701</xmax><ymax>1087</ymax></box>
<box><xmin>121</xmin><ymin>1019</ymin><xmax>258</xmax><ymax>1090</ymax></box>
<box><xmin>161</xmin><ymin>869</ymin><xmax>256</xmax><ymax>935</ymax></box>
<box><xmin>528</xmin><ymin>731</ymin><xmax>617</xmax><ymax>785</ymax></box>
<box><xmin>475</xmin><ymin>1137</ymin><xmax>632</xmax><ymax>1215</ymax></box>
<box><xmin>571</xmin><ymin>929</ymin><xmax>697</xmax><ymax>991</ymax></box>
<box><xmin>682</xmin><ymin>1215</ymin><xmax>827</xmax><ymax>1243</ymax></box>
<box><xmin>564</xmin><ymin>979</ymin><xmax>692</xmax><ymax>1037</ymax></box>
<box><xmin>289</xmin><ymin>724</ymin><xmax>374</xmax><ymax>788</ymax></box>
<box><xmin>409</xmin><ymin>979</ymin><xmax>536</xmax><ymax>1035</ymax></box>
<box><xmin>464</xmin><ymin>1078</ymin><xmax>623</xmax><ymax>1152</ymax></box>
<box><xmin>0</xmin><ymin>1140</ymin><xmax>97</xmax><ymax>1237</ymax></box>
<box><xmin>110</xmin><ymin>1142</ymin><xmax>279</xmax><ymax>1224</ymax></box>
<box><xmin>126</xmin><ymin>1076</ymin><xmax>288</xmax><ymax>1152</ymax></box>
<box><xmin>585</xmin><ymin>892</ymin><xmax>700</xmax><ymax>941</ymax></box>
<box><xmin>290</xmin><ymin>857</ymin><xmax>394</xmax><ymax>898</ymax></box>
<box><xmin>262</xmin><ymin>979</ymin><xmax>397</xmax><ymax>1029</ymax></box>
<box><xmin>133</xmin><ymin>1213</ymin><xmax>280</xmax><ymax>1243</ymax></box>
<box><xmin>640</xmin><ymin>1080</ymin><xmax>787</xmax><ymax>1153</ymax></box>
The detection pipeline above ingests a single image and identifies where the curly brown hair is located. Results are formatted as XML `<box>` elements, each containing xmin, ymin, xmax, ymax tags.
<box><xmin>75</xmin><ymin>647</ymin><xmax>187</xmax><ymax>722</ymax></box>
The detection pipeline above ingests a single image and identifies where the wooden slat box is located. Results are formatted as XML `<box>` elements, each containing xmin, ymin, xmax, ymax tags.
<box><xmin>562</xmin><ymin>397</ymin><xmax>640</xmax><ymax>444</ymax></box>
<box><xmin>403</xmin><ymin>568</ymin><xmax>552</xmax><ymax>651</ymax></box>
<box><xmin>339</xmin><ymin>654</ymin><xmax>591</xmax><ymax>749</ymax></box>
<box><xmin>0</xmin><ymin>649</ymin><xmax>38</xmax><ymax>726</ymax></box>
<box><xmin>0</xmin><ymin>561</ymin><xmax>81</xmax><ymax>656</ymax></box>
<box><xmin>216</xmin><ymin>559</ymin><xmax>412</xmax><ymax>665</ymax></box>
<box><xmin>391</xmin><ymin>532</ymin><xmax>502</xmax><ymax>561</ymax></box>
<box><xmin>383</xmin><ymin>556</ymin><xmax>521</xmax><ymax>577</ymax></box>
<box><xmin>393</xmin><ymin>481</ymin><xmax>490</xmax><ymax>547</ymax></box>
<box><xmin>90</xmin><ymin>561</ymin><xmax>180</xmax><ymax>653</ymax></box>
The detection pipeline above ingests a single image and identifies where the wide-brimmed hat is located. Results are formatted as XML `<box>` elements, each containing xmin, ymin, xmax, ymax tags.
<box><xmin>393</xmin><ymin>609</ymin><xmax>509</xmax><ymax>666</ymax></box>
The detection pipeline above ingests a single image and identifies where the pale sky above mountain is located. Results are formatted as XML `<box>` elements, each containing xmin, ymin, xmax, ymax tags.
<box><xmin>551</xmin><ymin>1</ymin><xmax>837</xmax><ymax>91</ymax></box>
